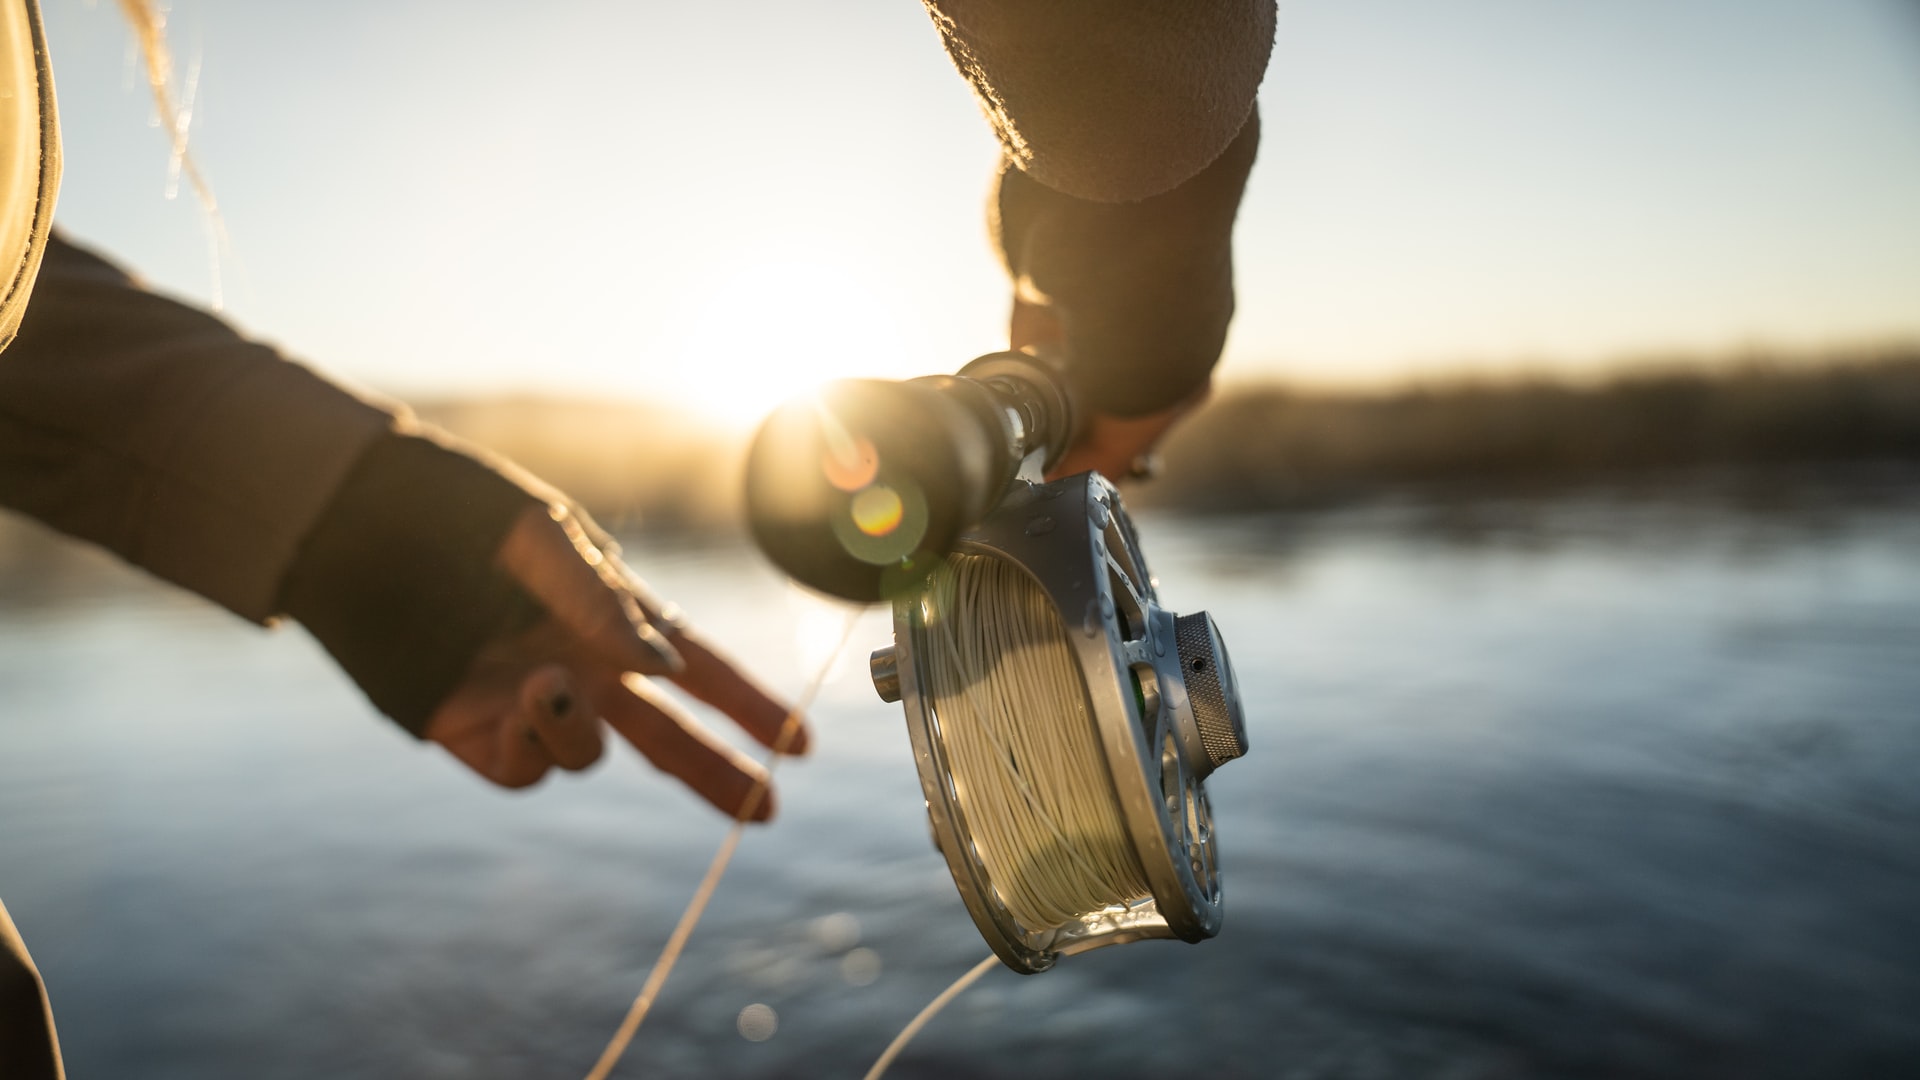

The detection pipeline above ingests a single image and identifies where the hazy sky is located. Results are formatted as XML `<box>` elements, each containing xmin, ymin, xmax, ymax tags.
<box><xmin>38</xmin><ymin>0</ymin><xmax>1920</xmax><ymax>422</ymax></box>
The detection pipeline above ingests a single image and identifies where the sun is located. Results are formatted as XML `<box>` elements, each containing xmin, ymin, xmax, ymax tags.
<box><xmin>650</xmin><ymin>255</ymin><xmax>935</xmax><ymax>430</ymax></box>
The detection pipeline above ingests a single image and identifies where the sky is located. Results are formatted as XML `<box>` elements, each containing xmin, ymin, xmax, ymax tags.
<box><xmin>37</xmin><ymin>0</ymin><xmax>1920</xmax><ymax>424</ymax></box>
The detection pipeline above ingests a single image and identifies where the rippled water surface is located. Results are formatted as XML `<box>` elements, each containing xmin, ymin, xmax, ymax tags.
<box><xmin>3</xmin><ymin>494</ymin><xmax>1918</xmax><ymax>1078</ymax></box>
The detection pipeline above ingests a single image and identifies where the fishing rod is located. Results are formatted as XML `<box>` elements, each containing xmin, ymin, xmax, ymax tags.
<box><xmin>745</xmin><ymin>350</ymin><xmax>1250</xmax><ymax>973</ymax></box>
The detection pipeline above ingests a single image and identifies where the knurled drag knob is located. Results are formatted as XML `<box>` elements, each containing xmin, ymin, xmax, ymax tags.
<box><xmin>1173</xmin><ymin>611</ymin><xmax>1249</xmax><ymax>770</ymax></box>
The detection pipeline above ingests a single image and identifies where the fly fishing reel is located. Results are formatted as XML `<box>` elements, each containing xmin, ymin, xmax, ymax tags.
<box><xmin>745</xmin><ymin>352</ymin><xmax>1248</xmax><ymax>974</ymax></box>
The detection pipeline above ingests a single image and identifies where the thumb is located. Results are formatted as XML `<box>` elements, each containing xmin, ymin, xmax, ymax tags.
<box><xmin>496</xmin><ymin>504</ymin><xmax>684</xmax><ymax>676</ymax></box>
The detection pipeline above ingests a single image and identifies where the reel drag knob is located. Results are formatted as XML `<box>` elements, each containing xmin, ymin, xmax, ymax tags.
<box><xmin>1171</xmin><ymin>612</ymin><xmax>1249</xmax><ymax>776</ymax></box>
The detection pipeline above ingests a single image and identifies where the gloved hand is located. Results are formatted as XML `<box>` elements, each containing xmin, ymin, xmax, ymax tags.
<box><xmin>991</xmin><ymin>109</ymin><xmax>1260</xmax><ymax>483</ymax></box>
<box><xmin>279</xmin><ymin>430</ymin><xmax>807</xmax><ymax>821</ymax></box>
<box><xmin>424</xmin><ymin>503</ymin><xmax>804</xmax><ymax>818</ymax></box>
<box><xmin>1011</xmin><ymin>295</ymin><xmax>1211</xmax><ymax>482</ymax></box>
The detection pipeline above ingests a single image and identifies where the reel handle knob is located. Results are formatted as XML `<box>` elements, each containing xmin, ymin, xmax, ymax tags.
<box><xmin>1173</xmin><ymin>611</ymin><xmax>1249</xmax><ymax>773</ymax></box>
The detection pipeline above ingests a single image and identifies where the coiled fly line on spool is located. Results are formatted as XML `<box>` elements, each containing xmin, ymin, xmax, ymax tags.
<box><xmin>859</xmin><ymin>552</ymin><xmax>1165</xmax><ymax>1079</ymax></box>
<box><xmin>923</xmin><ymin>553</ymin><xmax>1151</xmax><ymax>927</ymax></box>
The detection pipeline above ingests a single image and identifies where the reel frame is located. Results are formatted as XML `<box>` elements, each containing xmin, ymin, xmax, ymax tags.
<box><xmin>887</xmin><ymin>472</ymin><xmax>1225</xmax><ymax>974</ymax></box>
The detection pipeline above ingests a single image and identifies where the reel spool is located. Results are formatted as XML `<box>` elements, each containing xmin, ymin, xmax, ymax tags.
<box><xmin>745</xmin><ymin>352</ymin><xmax>1249</xmax><ymax>974</ymax></box>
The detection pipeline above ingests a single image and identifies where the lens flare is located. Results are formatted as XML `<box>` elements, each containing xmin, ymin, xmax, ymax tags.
<box><xmin>821</xmin><ymin>435</ymin><xmax>880</xmax><ymax>492</ymax></box>
<box><xmin>851</xmin><ymin>485</ymin><xmax>905</xmax><ymax>537</ymax></box>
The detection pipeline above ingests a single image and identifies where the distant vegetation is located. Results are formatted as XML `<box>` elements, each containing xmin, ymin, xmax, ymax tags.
<box><xmin>414</xmin><ymin>396</ymin><xmax>744</xmax><ymax>532</ymax></box>
<box><xmin>410</xmin><ymin>346</ymin><xmax>1920</xmax><ymax>527</ymax></box>
<box><xmin>1138</xmin><ymin>345</ymin><xmax>1920</xmax><ymax>512</ymax></box>
<box><xmin>5</xmin><ymin>347</ymin><xmax>1918</xmax><ymax>584</ymax></box>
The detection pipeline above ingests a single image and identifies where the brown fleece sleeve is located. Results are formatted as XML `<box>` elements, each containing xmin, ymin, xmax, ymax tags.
<box><xmin>994</xmin><ymin>111</ymin><xmax>1261</xmax><ymax>418</ymax></box>
<box><xmin>0</xmin><ymin>231</ymin><xmax>392</xmax><ymax>621</ymax></box>
<box><xmin>0</xmin><ymin>232</ymin><xmax>555</xmax><ymax>734</ymax></box>
<box><xmin>922</xmin><ymin>0</ymin><xmax>1276</xmax><ymax>203</ymax></box>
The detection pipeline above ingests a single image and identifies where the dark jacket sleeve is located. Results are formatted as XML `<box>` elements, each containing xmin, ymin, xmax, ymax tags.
<box><xmin>0</xmin><ymin>231</ymin><xmax>393</xmax><ymax>620</ymax></box>
<box><xmin>923</xmin><ymin>0</ymin><xmax>1275</xmax><ymax>204</ymax></box>
<box><xmin>993</xmin><ymin>111</ymin><xmax>1261</xmax><ymax>418</ymax></box>
<box><xmin>926</xmin><ymin>1</ymin><xmax>1271</xmax><ymax>418</ymax></box>
<box><xmin>0</xmin><ymin>231</ymin><xmax>547</xmax><ymax>734</ymax></box>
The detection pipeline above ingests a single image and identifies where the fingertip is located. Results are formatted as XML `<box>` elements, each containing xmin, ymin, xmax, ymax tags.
<box><xmin>774</xmin><ymin>717</ymin><xmax>811</xmax><ymax>757</ymax></box>
<box><xmin>744</xmin><ymin>784</ymin><xmax>778</xmax><ymax>824</ymax></box>
<box><xmin>731</xmin><ymin>757</ymin><xmax>778</xmax><ymax>823</ymax></box>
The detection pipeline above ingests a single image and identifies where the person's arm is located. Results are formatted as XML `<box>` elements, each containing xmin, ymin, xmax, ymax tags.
<box><xmin>995</xmin><ymin>111</ymin><xmax>1260</xmax><ymax>421</ymax></box>
<box><xmin>923</xmin><ymin>1</ymin><xmax>1274</xmax><ymax>478</ymax></box>
<box><xmin>0</xmin><ymin>232</ymin><xmax>393</xmax><ymax>616</ymax></box>
<box><xmin>0</xmin><ymin>232</ymin><xmax>804</xmax><ymax>814</ymax></box>
<box><xmin>922</xmin><ymin>0</ymin><xmax>1273</xmax><ymax>203</ymax></box>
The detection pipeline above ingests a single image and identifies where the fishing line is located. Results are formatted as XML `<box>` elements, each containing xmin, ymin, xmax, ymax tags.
<box><xmin>861</xmin><ymin>953</ymin><xmax>998</xmax><ymax>1080</ymax></box>
<box><xmin>582</xmin><ymin>608</ymin><xmax>861</xmax><ymax>1080</ymax></box>
<box><xmin>924</xmin><ymin>553</ymin><xmax>1151</xmax><ymax>929</ymax></box>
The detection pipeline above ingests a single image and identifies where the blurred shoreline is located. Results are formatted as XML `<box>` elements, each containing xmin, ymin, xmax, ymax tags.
<box><xmin>3</xmin><ymin>346</ymin><xmax>1917</xmax><ymax>589</ymax></box>
<box><xmin>427</xmin><ymin>344</ymin><xmax>1920</xmax><ymax>526</ymax></box>
<box><xmin>1146</xmin><ymin>344</ymin><xmax>1920</xmax><ymax>513</ymax></box>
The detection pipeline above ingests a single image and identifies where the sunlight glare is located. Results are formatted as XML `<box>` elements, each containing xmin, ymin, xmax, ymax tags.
<box><xmin>659</xmin><ymin>254</ymin><xmax>926</xmax><ymax>429</ymax></box>
<box><xmin>784</xmin><ymin>584</ymin><xmax>878</xmax><ymax>686</ymax></box>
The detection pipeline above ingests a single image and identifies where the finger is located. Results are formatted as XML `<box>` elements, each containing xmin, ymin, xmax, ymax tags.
<box><xmin>518</xmin><ymin>665</ymin><xmax>605</xmax><ymax>772</ymax></box>
<box><xmin>1044</xmin><ymin>388</ymin><xmax>1207</xmax><ymax>484</ymax></box>
<box><xmin>604</xmin><ymin>565</ymin><xmax>809</xmax><ymax>756</ymax></box>
<box><xmin>601</xmin><ymin>673</ymin><xmax>778</xmax><ymax>822</ymax></box>
<box><xmin>497</xmin><ymin>505</ymin><xmax>684</xmax><ymax>677</ymax></box>
<box><xmin>664</xmin><ymin>627</ymin><xmax>811</xmax><ymax>757</ymax></box>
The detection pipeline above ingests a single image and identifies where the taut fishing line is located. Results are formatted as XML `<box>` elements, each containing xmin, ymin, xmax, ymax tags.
<box><xmin>581</xmin><ymin>609</ymin><xmax>861</xmax><ymax>1080</ymax></box>
<box><xmin>861</xmin><ymin>953</ymin><xmax>999</xmax><ymax>1080</ymax></box>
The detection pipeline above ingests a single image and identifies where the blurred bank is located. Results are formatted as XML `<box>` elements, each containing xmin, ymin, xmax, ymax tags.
<box><xmin>8</xmin><ymin>345</ymin><xmax>1918</xmax><ymax>583</ymax></box>
<box><xmin>412</xmin><ymin>344</ymin><xmax>1920</xmax><ymax>528</ymax></box>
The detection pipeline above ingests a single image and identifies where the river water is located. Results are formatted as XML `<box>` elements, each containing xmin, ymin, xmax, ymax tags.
<box><xmin>2</xmin><ymin>490</ymin><xmax>1917</xmax><ymax>1078</ymax></box>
